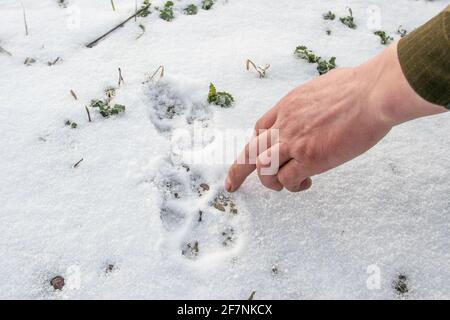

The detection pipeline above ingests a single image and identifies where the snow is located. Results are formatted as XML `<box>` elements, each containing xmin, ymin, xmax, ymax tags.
<box><xmin>0</xmin><ymin>0</ymin><xmax>449</xmax><ymax>299</ymax></box>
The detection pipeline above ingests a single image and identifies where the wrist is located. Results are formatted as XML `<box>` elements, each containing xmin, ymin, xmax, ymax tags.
<box><xmin>357</xmin><ymin>42</ymin><xmax>446</xmax><ymax>127</ymax></box>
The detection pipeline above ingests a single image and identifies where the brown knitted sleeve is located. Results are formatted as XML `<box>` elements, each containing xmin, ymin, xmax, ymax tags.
<box><xmin>398</xmin><ymin>5</ymin><xmax>450</xmax><ymax>109</ymax></box>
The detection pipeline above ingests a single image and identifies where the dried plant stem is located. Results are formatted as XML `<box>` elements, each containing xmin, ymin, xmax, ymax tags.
<box><xmin>110</xmin><ymin>0</ymin><xmax>116</xmax><ymax>11</ymax></box>
<box><xmin>85</xmin><ymin>106</ymin><xmax>92</xmax><ymax>122</ymax></box>
<box><xmin>136</xmin><ymin>23</ymin><xmax>146</xmax><ymax>40</ymax></box>
<box><xmin>47</xmin><ymin>57</ymin><xmax>61</xmax><ymax>66</ymax></box>
<box><xmin>86</xmin><ymin>4</ymin><xmax>151</xmax><ymax>48</ymax></box>
<box><xmin>118</xmin><ymin>67</ymin><xmax>124</xmax><ymax>87</ymax></box>
<box><xmin>73</xmin><ymin>158</ymin><xmax>84</xmax><ymax>168</ymax></box>
<box><xmin>0</xmin><ymin>45</ymin><xmax>12</xmax><ymax>56</ymax></box>
<box><xmin>70</xmin><ymin>90</ymin><xmax>78</xmax><ymax>100</ymax></box>
<box><xmin>144</xmin><ymin>66</ymin><xmax>165</xmax><ymax>83</ymax></box>
<box><xmin>21</xmin><ymin>2</ymin><xmax>29</xmax><ymax>36</ymax></box>
<box><xmin>246</xmin><ymin>59</ymin><xmax>258</xmax><ymax>72</ymax></box>
<box><xmin>246</xmin><ymin>59</ymin><xmax>270</xmax><ymax>78</ymax></box>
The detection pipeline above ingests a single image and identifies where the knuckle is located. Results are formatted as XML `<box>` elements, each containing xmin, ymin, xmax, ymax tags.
<box><xmin>258</xmin><ymin>177</ymin><xmax>272</xmax><ymax>189</ymax></box>
<box><xmin>255</xmin><ymin>157</ymin><xmax>265</xmax><ymax>170</ymax></box>
<box><xmin>277</xmin><ymin>170</ymin><xmax>290</xmax><ymax>186</ymax></box>
<box><xmin>255</xmin><ymin>119</ymin><xmax>265</xmax><ymax>130</ymax></box>
<box><xmin>255</xmin><ymin>118</ymin><xmax>271</xmax><ymax>131</ymax></box>
<box><xmin>292</xmin><ymin>141</ymin><xmax>317</xmax><ymax>163</ymax></box>
<box><xmin>291</xmin><ymin>141</ymin><xmax>307</xmax><ymax>159</ymax></box>
<box><xmin>258</xmin><ymin>171</ymin><xmax>280</xmax><ymax>191</ymax></box>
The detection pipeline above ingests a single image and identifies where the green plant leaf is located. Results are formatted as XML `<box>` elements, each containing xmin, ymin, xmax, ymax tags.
<box><xmin>184</xmin><ymin>4</ymin><xmax>198</xmax><ymax>15</ymax></box>
<box><xmin>323</xmin><ymin>11</ymin><xmax>336</xmax><ymax>20</ymax></box>
<box><xmin>316</xmin><ymin>57</ymin><xmax>337</xmax><ymax>75</ymax></box>
<box><xmin>294</xmin><ymin>45</ymin><xmax>319</xmax><ymax>63</ymax></box>
<box><xmin>374</xmin><ymin>31</ymin><xmax>394</xmax><ymax>45</ymax></box>
<box><xmin>208</xmin><ymin>83</ymin><xmax>217</xmax><ymax>103</ymax></box>
<box><xmin>201</xmin><ymin>0</ymin><xmax>214</xmax><ymax>10</ymax></box>
<box><xmin>207</xmin><ymin>83</ymin><xmax>234</xmax><ymax>108</ymax></box>
<box><xmin>139</xmin><ymin>0</ymin><xmax>152</xmax><ymax>17</ymax></box>
<box><xmin>339</xmin><ymin>8</ymin><xmax>357</xmax><ymax>29</ymax></box>
<box><xmin>160</xmin><ymin>1</ymin><xmax>175</xmax><ymax>21</ymax></box>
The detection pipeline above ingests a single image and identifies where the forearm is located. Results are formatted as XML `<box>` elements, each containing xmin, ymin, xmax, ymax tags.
<box><xmin>360</xmin><ymin>42</ymin><xmax>447</xmax><ymax>127</ymax></box>
<box><xmin>360</xmin><ymin>5</ymin><xmax>449</xmax><ymax>127</ymax></box>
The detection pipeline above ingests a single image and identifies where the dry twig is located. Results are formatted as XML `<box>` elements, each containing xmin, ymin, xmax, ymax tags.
<box><xmin>70</xmin><ymin>89</ymin><xmax>78</xmax><ymax>100</ymax></box>
<box><xmin>246</xmin><ymin>59</ymin><xmax>270</xmax><ymax>78</ymax></box>
<box><xmin>86</xmin><ymin>4</ymin><xmax>151</xmax><ymax>48</ymax></box>
<box><xmin>143</xmin><ymin>65</ymin><xmax>165</xmax><ymax>83</ymax></box>
<box><xmin>118</xmin><ymin>67</ymin><xmax>124</xmax><ymax>87</ymax></box>
<box><xmin>0</xmin><ymin>45</ymin><xmax>12</xmax><ymax>56</ymax></box>
<box><xmin>21</xmin><ymin>2</ymin><xmax>29</xmax><ymax>36</ymax></box>
<box><xmin>73</xmin><ymin>158</ymin><xmax>84</xmax><ymax>168</ymax></box>
<box><xmin>85</xmin><ymin>106</ymin><xmax>92</xmax><ymax>122</ymax></box>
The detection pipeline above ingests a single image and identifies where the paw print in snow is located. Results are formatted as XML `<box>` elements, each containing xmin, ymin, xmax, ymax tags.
<box><xmin>145</xmin><ymin>80</ymin><xmax>211</xmax><ymax>135</ymax></box>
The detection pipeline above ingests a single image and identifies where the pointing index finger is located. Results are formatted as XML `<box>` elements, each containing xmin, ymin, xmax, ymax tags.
<box><xmin>225</xmin><ymin>141</ymin><xmax>257</xmax><ymax>192</ymax></box>
<box><xmin>226</xmin><ymin>129</ymin><xmax>277</xmax><ymax>192</ymax></box>
<box><xmin>225</xmin><ymin>105</ymin><xmax>279</xmax><ymax>192</ymax></box>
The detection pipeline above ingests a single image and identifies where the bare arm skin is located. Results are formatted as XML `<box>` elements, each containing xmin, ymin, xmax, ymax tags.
<box><xmin>225</xmin><ymin>42</ymin><xmax>447</xmax><ymax>193</ymax></box>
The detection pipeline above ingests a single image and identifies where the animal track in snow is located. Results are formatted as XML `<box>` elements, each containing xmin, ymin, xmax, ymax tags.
<box><xmin>145</xmin><ymin>80</ymin><xmax>211</xmax><ymax>136</ymax></box>
<box><xmin>145</xmin><ymin>75</ymin><xmax>242</xmax><ymax>261</ymax></box>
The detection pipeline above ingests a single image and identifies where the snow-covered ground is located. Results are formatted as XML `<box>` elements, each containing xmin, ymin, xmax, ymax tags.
<box><xmin>0</xmin><ymin>0</ymin><xmax>449</xmax><ymax>300</ymax></box>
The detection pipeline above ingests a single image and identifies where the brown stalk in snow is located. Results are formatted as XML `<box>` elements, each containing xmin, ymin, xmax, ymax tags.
<box><xmin>70</xmin><ymin>90</ymin><xmax>78</xmax><ymax>100</ymax></box>
<box><xmin>21</xmin><ymin>2</ymin><xmax>29</xmax><ymax>36</ymax></box>
<box><xmin>86</xmin><ymin>4</ymin><xmax>151</xmax><ymax>48</ymax></box>
<box><xmin>246</xmin><ymin>59</ymin><xmax>270</xmax><ymax>78</ymax></box>
<box><xmin>85</xmin><ymin>106</ymin><xmax>92</xmax><ymax>122</ymax></box>
<box><xmin>118</xmin><ymin>67</ymin><xmax>124</xmax><ymax>87</ymax></box>
<box><xmin>73</xmin><ymin>158</ymin><xmax>84</xmax><ymax>168</ymax></box>
<box><xmin>143</xmin><ymin>65</ymin><xmax>165</xmax><ymax>84</ymax></box>
<box><xmin>0</xmin><ymin>45</ymin><xmax>12</xmax><ymax>56</ymax></box>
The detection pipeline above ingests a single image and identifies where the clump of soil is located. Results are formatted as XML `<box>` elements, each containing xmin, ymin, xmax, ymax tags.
<box><xmin>182</xmin><ymin>241</ymin><xmax>199</xmax><ymax>259</ymax></box>
<box><xmin>50</xmin><ymin>276</ymin><xmax>65</xmax><ymax>290</ymax></box>
<box><xmin>197</xmin><ymin>183</ymin><xmax>210</xmax><ymax>196</ymax></box>
<box><xmin>105</xmin><ymin>264</ymin><xmax>116</xmax><ymax>274</ymax></box>
<box><xmin>211</xmin><ymin>192</ymin><xmax>238</xmax><ymax>215</ymax></box>
<box><xmin>393</xmin><ymin>274</ymin><xmax>409</xmax><ymax>295</ymax></box>
<box><xmin>221</xmin><ymin>227</ymin><xmax>236</xmax><ymax>247</ymax></box>
<box><xmin>159</xmin><ymin>178</ymin><xmax>184</xmax><ymax>200</ymax></box>
<box><xmin>271</xmin><ymin>265</ymin><xmax>279</xmax><ymax>275</ymax></box>
<box><xmin>24</xmin><ymin>57</ymin><xmax>36</xmax><ymax>66</ymax></box>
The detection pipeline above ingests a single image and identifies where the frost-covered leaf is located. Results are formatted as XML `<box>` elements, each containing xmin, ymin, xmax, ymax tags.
<box><xmin>202</xmin><ymin>0</ymin><xmax>214</xmax><ymax>10</ymax></box>
<box><xmin>317</xmin><ymin>56</ymin><xmax>337</xmax><ymax>75</ymax></box>
<box><xmin>138</xmin><ymin>0</ymin><xmax>152</xmax><ymax>17</ymax></box>
<box><xmin>374</xmin><ymin>30</ymin><xmax>394</xmax><ymax>45</ymax></box>
<box><xmin>294</xmin><ymin>45</ymin><xmax>319</xmax><ymax>63</ymax></box>
<box><xmin>323</xmin><ymin>11</ymin><xmax>336</xmax><ymax>20</ymax></box>
<box><xmin>340</xmin><ymin>8</ymin><xmax>357</xmax><ymax>29</ymax></box>
<box><xmin>159</xmin><ymin>1</ymin><xmax>175</xmax><ymax>21</ymax></box>
<box><xmin>184</xmin><ymin>4</ymin><xmax>198</xmax><ymax>15</ymax></box>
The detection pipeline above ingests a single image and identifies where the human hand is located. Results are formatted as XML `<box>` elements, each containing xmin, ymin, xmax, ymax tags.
<box><xmin>225</xmin><ymin>43</ymin><xmax>446</xmax><ymax>192</ymax></box>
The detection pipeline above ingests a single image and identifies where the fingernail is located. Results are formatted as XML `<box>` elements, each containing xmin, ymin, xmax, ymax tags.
<box><xmin>258</xmin><ymin>152</ymin><xmax>271</xmax><ymax>167</ymax></box>
<box><xmin>225</xmin><ymin>177</ymin><xmax>233</xmax><ymax>192</ymax></box>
